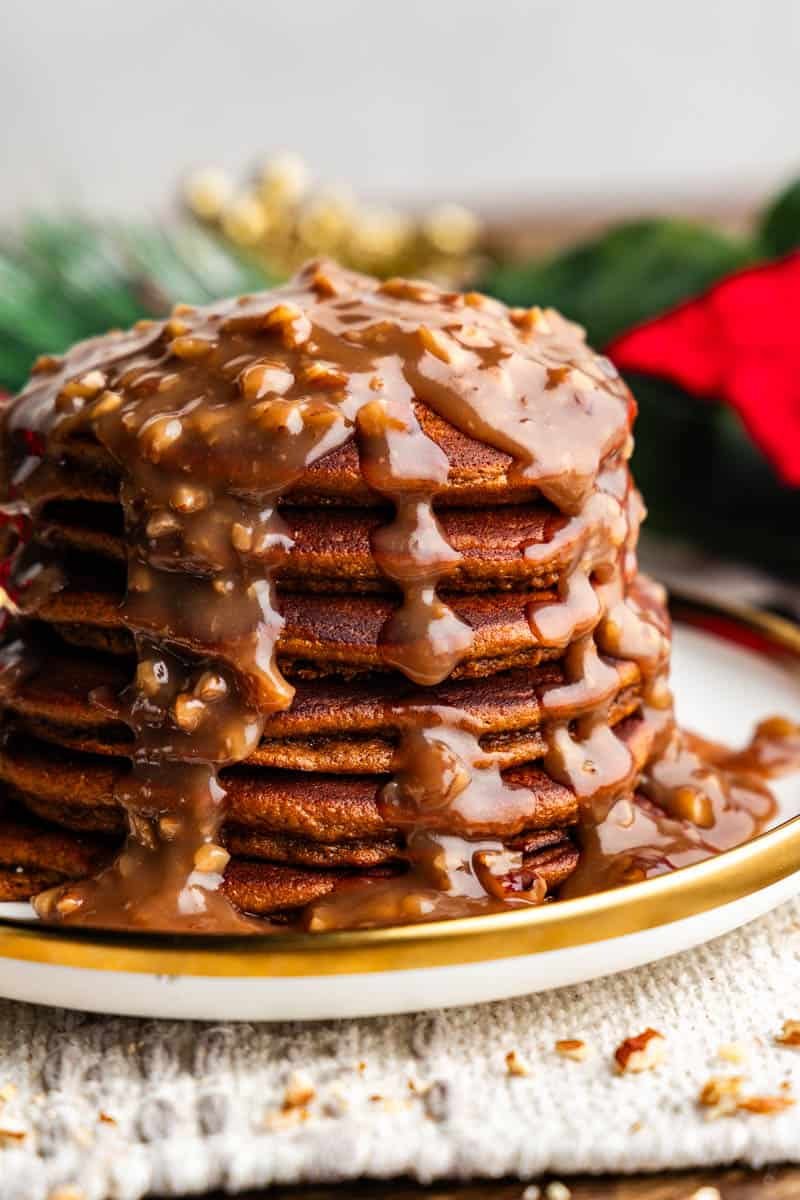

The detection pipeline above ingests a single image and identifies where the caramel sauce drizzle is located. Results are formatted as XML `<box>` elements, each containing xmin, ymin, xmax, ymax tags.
<box><xmin>0</xmin><ymin>261</ymin><xmax>791</xmax><ymax>932</ymax></box>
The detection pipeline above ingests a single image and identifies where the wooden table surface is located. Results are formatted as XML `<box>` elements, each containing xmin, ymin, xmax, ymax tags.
<box><xmin>184</xmin><ymin>1168</ymin><xmax>800</xmax><ymax>1199</ymax></box>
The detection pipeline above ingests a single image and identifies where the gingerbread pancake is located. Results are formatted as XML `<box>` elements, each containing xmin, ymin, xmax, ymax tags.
<box><xmin>0</xmin><ymin>261</ymin><xmax>776</xmax><ymax>933</ymax></box>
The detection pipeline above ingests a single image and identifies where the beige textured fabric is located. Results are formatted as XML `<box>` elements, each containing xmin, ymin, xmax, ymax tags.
<box><xmin>1</xmin><ymin>898</ymin><xmax>800</xmax><ymax>1200</ymax></box>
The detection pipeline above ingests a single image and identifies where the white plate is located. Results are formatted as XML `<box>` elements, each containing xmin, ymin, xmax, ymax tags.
<box><xmin>1</xmin><ymin>601</ymin><xmax>800</xmax><ymax>1021</ymax></box>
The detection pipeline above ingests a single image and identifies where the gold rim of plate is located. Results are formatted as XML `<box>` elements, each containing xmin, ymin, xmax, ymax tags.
<box><xmin>1</xmin><ymin>590</ymin><xmax>799</xmax><ymax>978</ymax></box>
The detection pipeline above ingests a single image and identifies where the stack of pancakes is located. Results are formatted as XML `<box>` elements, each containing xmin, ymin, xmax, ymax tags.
<box><xmin>0</xmin><ymin>262</ymin><xmax>670</xmax><ymax>926</ymax></box>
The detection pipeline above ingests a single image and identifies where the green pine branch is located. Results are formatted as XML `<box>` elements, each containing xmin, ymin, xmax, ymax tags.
<box><xmin>0</xmin><ymin>217</ymin><xmax>274</xmax><ymax>394</ymax></box>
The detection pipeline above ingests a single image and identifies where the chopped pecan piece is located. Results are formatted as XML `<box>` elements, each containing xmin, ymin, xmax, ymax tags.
<box><xmin>614</xmin><ymin>1028</ymin><xmax>666</xmax><ymax>1073</ymax></box>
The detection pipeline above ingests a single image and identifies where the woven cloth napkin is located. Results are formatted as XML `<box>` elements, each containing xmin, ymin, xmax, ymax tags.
<box><xmin>2</xmin><ymin>895</ymin><xmax>800</xmax><ymax>1200</ymax></box>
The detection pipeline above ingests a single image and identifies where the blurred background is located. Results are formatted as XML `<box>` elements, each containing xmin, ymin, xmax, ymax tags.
<box><xmin>3</xmin><ymin>0</ymin><xmax>800</xmax><ymax>601</ymax></box>
<box><xmin>3</xmin><ymin>0</ymin><xmax>800</xmax><ymax>218</ymax></box>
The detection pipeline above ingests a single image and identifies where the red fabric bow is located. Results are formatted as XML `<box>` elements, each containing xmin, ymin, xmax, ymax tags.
<box><xmin>607</xmin><ymin>252</ymin><xmax>800</xmax><ymax>486</ymax></box>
